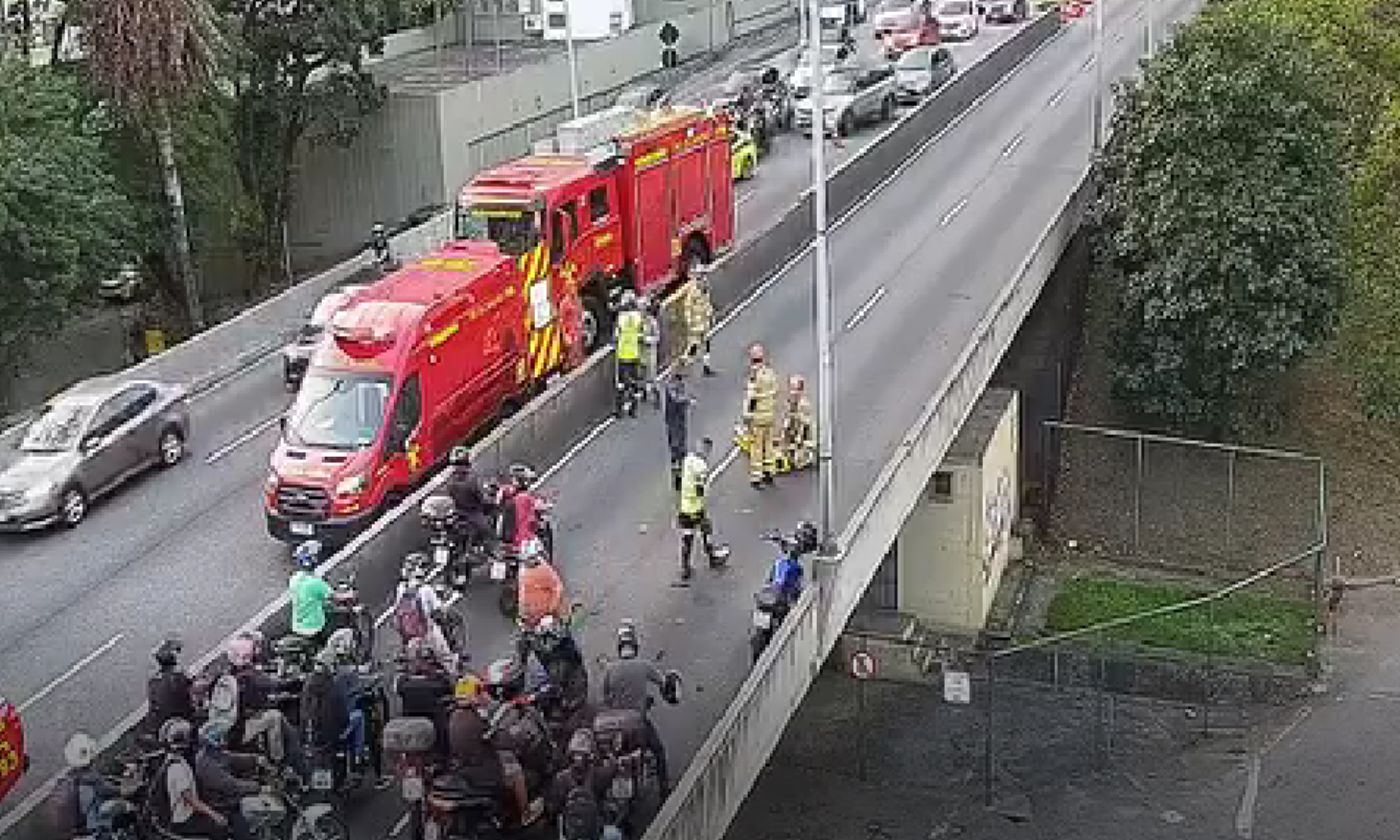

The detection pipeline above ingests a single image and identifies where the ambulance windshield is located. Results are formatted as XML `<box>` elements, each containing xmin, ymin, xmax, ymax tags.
<box><xmin>284</xmin><ymin>371</ymin><xmax>392</xmax><ymax>450</ymax></box>
<box><xmin>455</xmin><ymin>203</ymin><xmax>540</xmax><ymax>256</ymax></box>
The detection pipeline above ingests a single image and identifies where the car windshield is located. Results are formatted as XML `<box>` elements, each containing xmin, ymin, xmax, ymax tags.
<box><xmin>897</xmin><ymin>48</ymin><xmax>933</xmax><ymax>69</ymax></box>
<box><xmin>823</xmin><ymin>72</ymin><xmax>857</xmax><ymax>94</ymax></box>
<box><xmin>722</xmin><ymin>72</ymin><xmax>752</xmax><ymax>96</ymax></box>
<box><xmin>19</xmin><ymin>400</ymin><xmax>94</xmax><ymax>453</ymax></box>
<box><xmin>941</xmin><ymin>1</ymin><xmax>971</xmax><ymax>13</ymax></box>
<box><xmin>284</xmin><ymin>371</ymin><xmax>393</xmax><ymax>450</ymax></box>
<box><xmin>454</xmin><ymin>204</ymin><xmax>540</xmax><ymax>256</ymax></box>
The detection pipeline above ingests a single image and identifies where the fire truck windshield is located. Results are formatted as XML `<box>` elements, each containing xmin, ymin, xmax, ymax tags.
<box><xmin>455</xmin><ymin>204</ymin><xmax>540</xmax><ymax>256</ymax></box>
<box><xmin>285</xmin><ymin>371</ymin><xmax>392</xmax><ymax>450</ymax></box>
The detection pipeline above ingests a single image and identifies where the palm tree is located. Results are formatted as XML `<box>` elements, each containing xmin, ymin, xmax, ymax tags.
<box><xmin>81</xmin><ymin>0</ymin><xmax>221</xmax><ymax>330</ymax></box>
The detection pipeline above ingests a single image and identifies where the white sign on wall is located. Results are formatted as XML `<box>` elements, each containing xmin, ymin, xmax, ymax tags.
<box><xmin>944</xmin><ymin>670</ymin><xmax>971</xmax><ymax>705</ymax></box>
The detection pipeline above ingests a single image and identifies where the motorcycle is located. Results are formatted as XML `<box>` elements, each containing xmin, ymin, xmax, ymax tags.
<box><xmin>326</xmin><ymin>574</ymin><xmax>375</xmax><ymax>667</ymax></box>
<box><xmin>382</xmin><ymin>716</ymin><xmax>440</xmax><ymax>840</ymax></box>
<box><xmin>590</xmin><ymin>672</ymin><xmax>679</xmax><ymax>840</ymax></box>
<box><xmin>422</xmin><ymin>773</ymin><xmax>502</xmax><ymax>840</ymax></box>
<box><xmin>239</xmin><ymin>768</ymin><xmax>350</xmax><ymax>840</ymax></box>
<box><xmin>749</xmin><ymin>527</ymin><xmax>819</xmax><ymax>663</ymax></box>
<box><xmin>420</xmin><ymin>494</ymin><xmax>487</xmax><ymax>591</ymax></box>
<box><xmin>494</xmin><ymin>496</ymin><xmax>555</xmax><ymax>618</ymax></box>
<box><xmin>304</xmin><ymin>666</ymin><xmax>390</xmax><ymax>802</ymax></box>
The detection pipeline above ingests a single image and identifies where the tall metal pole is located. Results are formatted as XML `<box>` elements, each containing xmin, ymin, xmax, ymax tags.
<box><xmin>434</xmin><ymin>0</ymin><xmax>444</xmax><ymax>83</ymax></box>
<box><xmin>809</xmin><ymin>0</ymin><xmax>837</xmax><ymax>547</ymax></box>
<box><xmin>1091</xmin><ymin>0</ymin><xmax>1104</xmax><ymax>151</ymax></box>
<box><xmin>564</xmin><ymin>0</ymin><xmax>582</xmax><ymax>118</ymax></box>
<box><xmin>495</xmin><ymin>0</ymin><xmax>504</xmax><ymax>72</ymax></box>
<box><xmin>1144</xmin><ymin>0</ymin><xmax>1153</xmax><ymax>59</ymax></box>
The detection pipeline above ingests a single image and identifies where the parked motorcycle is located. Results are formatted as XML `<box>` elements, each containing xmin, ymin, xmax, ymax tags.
<box><xmin>749</xmin><ymin>524</ymin><xmax>820</xmax><ymax>663</ymax></box>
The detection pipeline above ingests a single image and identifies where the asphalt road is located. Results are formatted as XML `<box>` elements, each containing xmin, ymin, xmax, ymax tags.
<box><xmin>0</xmin><ymin>24</ymin><xmax>1018</xmax><ymax>829</ymax></box>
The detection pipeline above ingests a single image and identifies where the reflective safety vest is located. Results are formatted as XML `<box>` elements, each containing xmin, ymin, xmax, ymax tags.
<box><xmin>616</xmin><ymin>309</ymin><xmax>643</xmax><ymax>361</ymax></box>
<box><xmin>679</xmin><ymin>453</ymin><xmax>708</xmax><ymax>516</ymax></box>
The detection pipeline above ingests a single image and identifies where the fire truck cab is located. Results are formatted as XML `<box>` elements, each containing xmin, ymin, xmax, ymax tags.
<box><xmin>456</xmin><ymin>105</ymin><xmax>736</xmax><ymax>351</ymax></box>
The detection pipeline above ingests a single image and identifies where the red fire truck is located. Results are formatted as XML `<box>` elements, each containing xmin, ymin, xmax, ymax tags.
<box><xmin>264</xmin><ymin>241</ymin><xmax>576</xmax><ymax>544</ymax></box>
<box><xmin>456</xmin><ymin>105</ymin><xmax>736</xmax><ymax>351</ymax></box>
<box><xmin>0</xmin><ymin>696</ymin><xmax>25</xmax><ymax>803</ymax></box>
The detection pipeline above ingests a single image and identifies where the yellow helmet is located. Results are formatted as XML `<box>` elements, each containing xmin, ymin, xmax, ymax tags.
<box><xmin>454</xmin><ymin>674</ymin><xmax>483</xmax><ymax>703</ymax></box>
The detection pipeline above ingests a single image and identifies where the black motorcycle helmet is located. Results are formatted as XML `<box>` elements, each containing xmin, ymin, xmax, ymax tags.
<box><xmin>484</xmin><ymin>658</ymin><xmax>525</xmax><ymax>702</ymax></box>
<box><xmin>793</xmin><ymin>521</ymin><xmax>820</xmax><ymax>555</ymax></box>
<box><xmin>449</xmin><ymin>445</ymin><xmax>471</xmax><ymax>468</ymax></box>
<box><xmin>153</xmin><ymin>638</ymin><xmax>182</xmax><ymax>670</ymax></box>
<box><xmin>616</xmin><ymin>620</ymin><xmax>640</xmax><ymax>659</ymax></box>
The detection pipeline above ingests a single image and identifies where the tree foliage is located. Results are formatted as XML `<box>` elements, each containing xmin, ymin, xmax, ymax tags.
<box><xmin>222</xmin><ymin>0</ymin><xmax>387</xmax><ymax>287</ymax></box>
<box><xmin>80</xmin><ymin>0</ymin><xmax>221</xmax><ymax>116</ymax></box>
<box><xmin>0</xmin><ymin>63</ymin><xmax>135</xmax><ymax>372</ymax></box>
<box><xmin>1092</xmin><ymin>11</ymin><xmax>1352</xmax><ymax>435</ymax></box>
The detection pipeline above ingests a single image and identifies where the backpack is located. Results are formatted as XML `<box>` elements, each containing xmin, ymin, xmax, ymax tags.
<box><xmin>560</xmin><ymin>780</ymin><xmax>602</xmax><ymax>840</ymax></box>
<box><xmin>394</xmin><ymin>589</ymin><xmax>429</xmax><ymax>642</ymax></box>
<box><xmin>44</xmin><ymin>773</ymin><xmax>87</xmax><ymax>836</ymax></box>
<box><xmin>207</xmin><ymin>673</ymin><xmax>240</xmax><ymax>731</ymax></box>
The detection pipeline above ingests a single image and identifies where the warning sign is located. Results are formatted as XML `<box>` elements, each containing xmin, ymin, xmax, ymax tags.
<box><xmin>850</xmin><ymin>651</ymin><xmax>877</xmax><ymax>681</ymax></box>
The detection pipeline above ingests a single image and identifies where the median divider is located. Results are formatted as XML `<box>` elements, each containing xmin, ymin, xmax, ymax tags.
<box><xmin>0</xmin><ymin>16</ymin><xmax>1063</xmax><ymax>838</ymax></box>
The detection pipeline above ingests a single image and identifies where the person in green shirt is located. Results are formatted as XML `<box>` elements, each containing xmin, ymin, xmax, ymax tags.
<box><xmin>288</xmin><ymin>540</ymin><xmax>332</xmax><ymax>643</ymax></box>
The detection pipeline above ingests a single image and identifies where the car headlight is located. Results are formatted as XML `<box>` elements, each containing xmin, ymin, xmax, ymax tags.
<box><xmin>24</xmin><ymin>481</ymin><xmax>55</xmax><ymax>502</ymax></box>
<box><xmin>335</xmin><ymin>474</ymin><xmax>367</xmax><ymax>496</ymax></box>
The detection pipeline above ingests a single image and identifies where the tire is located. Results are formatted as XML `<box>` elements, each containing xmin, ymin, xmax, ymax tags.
<box><xmin>581</xmin><ymin>293</ymin><xmax>610</xmax><ymax>354</ymax></box>
<box><xmin>157</xmin><ymin>427</ymin><xmax>185</xmax><ymax>467</ymax></box>
<box><xmin>837</xmin><ymin>112</ymin><xmax>855</xmax><ymax>138</ymax></box>
<box><xmin>59</xmin><ymin>486</ymin><xmax>87</xmax><ymax>529</ymax></box>
<box><xmin>296</xmin><ymin>811</ymin><xmax>350</xmax><ymax>840</ymax></box>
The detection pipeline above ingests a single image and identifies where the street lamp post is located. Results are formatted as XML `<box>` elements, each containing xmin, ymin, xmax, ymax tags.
<box><xmin>809</xmin><ymin>0</ymin><xmax>837</xmax><ymax>548</ymax></box>
<box><xmin>1144</xmin><ymin>0</ymin><xmax>1153</xmax><ymax>59</ymax></box>
<box><xmin>1091</xmin><ymin>0</ymin><xmax>1104</xmax><ymax>151</ymax></box>
<box><xmin>564</xmin><ymin>0</ymin><xmax>582</xmax><ymax>118</ymax></box>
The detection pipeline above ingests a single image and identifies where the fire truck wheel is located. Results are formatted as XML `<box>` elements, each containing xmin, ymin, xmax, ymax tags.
<box><xmin>581</xmin><ymin>294</ymin><xmax>610</xmax><ymax>354</ymax></box>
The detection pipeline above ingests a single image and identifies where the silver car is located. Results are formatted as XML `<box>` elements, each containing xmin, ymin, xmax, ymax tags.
<box><xmin>795</xmin><ymin>65</ymin><xmax>897</xmax><ymax>137</ymax></box>
<box><xmin>0</xmin><ymin>378</ymin><xmax>191</xmax><ymax>530</ymax></box>
<box><xmin>283</xmin><ymin>284</ymin><xmax>366</xmax><ymax>390</ymax></box>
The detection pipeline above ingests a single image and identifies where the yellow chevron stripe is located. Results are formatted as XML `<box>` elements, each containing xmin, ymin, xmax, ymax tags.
<box><xmin>532</xmin><ymin>324</ymin><xmax>555</xmax><ymax>378</ymax></box>
<box><xmin>528</xmin><ymin>328</ymin><xmax>540</xmax><ymax>356</ymax></box>
<box><xmin>546</xmin><ymin>323</ymin><xmax>562</xmax><ymax>371</ymax></box>
<box><xmin>531</xmin><ymin>245</ymin><xmax>547</xmax><ymax>282</ymax></box>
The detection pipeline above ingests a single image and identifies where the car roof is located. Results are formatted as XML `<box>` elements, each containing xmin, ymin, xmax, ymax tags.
<box><xmin>55</xmin><ymin>376</ymin><xmax>164</xmax><ymax>404</ymax></box>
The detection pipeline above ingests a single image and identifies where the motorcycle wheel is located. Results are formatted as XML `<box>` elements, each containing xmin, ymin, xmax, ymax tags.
<box><xmin>293</xmin><ymin>810</ymin><xmax>351</xmax><ymax>840</ymax></box>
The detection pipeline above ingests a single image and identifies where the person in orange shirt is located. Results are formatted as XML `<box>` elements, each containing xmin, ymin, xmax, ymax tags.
<box><xmin>517</xmin><ymin>539</ymin><xmax>565</xmax><ymax>629</ymax></box>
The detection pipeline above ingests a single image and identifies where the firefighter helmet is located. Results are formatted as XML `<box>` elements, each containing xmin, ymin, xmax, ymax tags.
<box><xmin>748</xmin><ymin>343</ymin><xmax>766</xmax><ymax>364</ymax></box>
<box><xmin>789</xmin><ymin>374</ymin><xmax>805</xmax><ymax>393</ymax></box>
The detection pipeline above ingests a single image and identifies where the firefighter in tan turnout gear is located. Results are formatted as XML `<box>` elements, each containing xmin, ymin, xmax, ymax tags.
<box><xmin>780</xmin><ymin>374</ymin><xmax>816</xmax><ymax>471</ymax></box>
<box><xmin>681</xmin><ymin>267</ymin><xmax>715</xmax><ymax>377</ymax></box>
<box><xmin>742</xmin><ymin>343</ymin><xmax>779</xmax><ymax>488</ymax></box>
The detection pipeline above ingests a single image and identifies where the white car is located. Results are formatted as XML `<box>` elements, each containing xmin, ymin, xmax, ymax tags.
<box><xmin>937</xmin><ymin>0</ymin><xmax>980</xmax><ymax>39</ymax></box>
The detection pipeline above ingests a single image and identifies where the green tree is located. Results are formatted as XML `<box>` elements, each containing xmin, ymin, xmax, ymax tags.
<box><xmin>81</xmin><ymin>0</ymin><xmax>222</xmax><ymax>330</ymax></box>
<box><xmin>1092</xmin><ymin>10</ymin><xmax>1352</xmax><ymax>434</ymax></box>
<box><xmin>222</xmin><ymin>0</ymin><xmax>387</xmax><ymax>289</ymax></box>
<box><xmin>0</xmin><ymin>62</ymin><xmax>136</xmax><ymax>379</ymax></box>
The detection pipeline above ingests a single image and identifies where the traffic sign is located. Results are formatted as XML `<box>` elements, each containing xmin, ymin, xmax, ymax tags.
<box><xmin>850</xmin><ymin>651</ymin><xmax>877</xmax><ymax>680</ymax></box>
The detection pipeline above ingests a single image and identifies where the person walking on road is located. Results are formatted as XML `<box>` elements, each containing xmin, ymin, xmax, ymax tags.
<box><xmin>664</xmin><ymin>368</ymin><xmax>693</xmax><ymax>492</ymax></box>
<box><xmin>742</xmin><ymin>343</ymin><xmax>779</xmax><ymax>488</ymax></box>
<box><xmin>614</xmin><ymin>291</ymin><xmax>645</xmax><ymax>417</ymax></box>
<box><xmin>681</xmin><ymin>267</ymin><xmax>715</xmax><ymax>377</ymax></box>
<box><xmin>641</xmin><ymin>294</ymin><xmax>663</xmax><ymax>409</ymax></box>
<box><xmin>677</xmin><ymin>436</ymin><xmax>729</xmax><ymax>582</ymax></box>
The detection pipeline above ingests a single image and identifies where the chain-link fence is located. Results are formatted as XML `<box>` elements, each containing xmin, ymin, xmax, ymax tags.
<box><xmin>1043</xmin><ymin>421</ymin><xmax>1326</xmax><ymax>590</ymax></box>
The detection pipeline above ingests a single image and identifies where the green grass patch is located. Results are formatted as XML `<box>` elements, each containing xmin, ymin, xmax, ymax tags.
<box><xmin>1044</xmin><ymin>577</ymin><xmax>1315</xmax><ymax>665</ymax></box>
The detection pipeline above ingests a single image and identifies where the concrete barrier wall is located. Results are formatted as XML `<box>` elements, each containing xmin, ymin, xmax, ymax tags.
<box><xmin>290</xmin><ymin>0</ymin><xmax>794</xmax><ymax>265</ymax></box>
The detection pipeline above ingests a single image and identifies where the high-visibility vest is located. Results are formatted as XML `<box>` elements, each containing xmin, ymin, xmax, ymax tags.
<box><xmin>679</xmin><ymin>453</ymin><xmax>708</xmax><ymax>515</ymax></box>
<box><xmin>616</xmin><ymin>310</ymin><xmax>643</xmax><ymax>361</ymax></box>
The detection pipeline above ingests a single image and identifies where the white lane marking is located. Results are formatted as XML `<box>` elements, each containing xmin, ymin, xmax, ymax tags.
<box><xmin>844</xmin><ymin>286</ymin><xmax>887</xmax><ymax>332</ymax></box>
<box><xmin>1113</xmin><ymin>30</ymin><xmax>1126</xmax><ymax>43</ymax></box>
<box><xmin>537</xmin><ymin>417</ymin><xmax>617</xmax><ymax>486</ymax></box>
<box><xmin>189</xmin><ymin>351</ymin><xmax>281</xmax><ymax>406</ymax></box>
<box><xmin>710</xmin><ymin>446</ymin><xmax>742</xmax><ymax>485</ymax></box>
<box><xmin>389</xmin><ymin>811</ymin><xmax>411</xmax><ymax>838</ymax></box>
<box><xmin>205</xmin><ymin>414</ymin><xmax>282</xmax><ymax>464</ymax></box>
<box><xmin>18</xmin><ymin>633</ymin><xmax>124</xmax><ymax>714</ymax></box>
<box><xmin>1048</xmin><ymin>86</ymin><xmax>1067</xmax><ymax>107</ymax></box>
<box><xmin>737</xmin><ymin>189</ymin><xmax>757</xmax><ymax>207</ymax></box>
<box><xmin>1235</xmin><ymin>753</ymin><xmax>1261</xmax><ymax>838</ymax></box>
<box><xmin>1001</xmin><ymin>132</ymin><xmax>1025</xmax><ymax>158</ymax></box>
<box><xmin>940</xmin><ymin>197</ymin><xmax>970</xmax><ymax>227</ymax></box>
<box><xmin>1081</xmin><ymin>55</ymin><xmax>1095</xmax><ymax>71</ymax></box>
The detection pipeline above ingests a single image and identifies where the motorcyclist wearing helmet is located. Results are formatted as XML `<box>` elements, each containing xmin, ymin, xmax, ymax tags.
<box><xmin>517</xmin><ymin>540</ymin><xmax>565</xmax><ymax>629</ymax></box>
<box><xmin>614</xmin><ymin>290</ymin><xmax>645</xmax><ymax>417</ymax></box>
<box><xmin>391</xmin><ymin>556</ymin><xmax>460</xmax><ymax>674</ymax></box>
<box><xmin>287</xmin><ymin>540</ymin><xmax>332</xmax><ymax>646</ymax></box>
<box><xmin>474</xmin><ymin>661</ymin><xmax>548</xmax><ymax>825</ymax></box>
<box><xmin>146</xmin><ymin>638</ymin><xmax>195</xmax><ymax>735</ymax></box>
<box><xmin>600</xmin><ymin>622</ymin><xmax>672</xmax><ymax>793</ymax></box>
<box><xmin>448</xmin><ymin>674</ymin><xmax>534</xmax><ymax>825</ymax></box>
<box><xmin>49</xmin><ymin>733</ymin><xmax>121</xmax><ymax>838</ymax></box>
<box><xmin>742</xmin><ymin>342</ymin><xmax>780</xmax><ymax>488</ymax></box>
<box><xmin>446</xmin><ymin>446</ymin><xmax>497</xmax><ymax>556</ymax></box>
<box><xmin>547</xmin><ymin>728</ymin><xmax>615</xmax><ymax>837</ymax></box>
<box><xmin>193</xmin><ymin>721</ymin><xmax>260</xmax><ymax>840</ymax></box>
<box><xmin>155</xmin><ymin>718</ymin><xmax>228</xmax><ymax>838</ymax></box>
<box><xmin>395</xmin><ymin>638</ymin><xmax>455</xmax><ymax>753</ymax></box>
<box><xmin>222</xmin><ymin>633</ymin><xmax>305</xmax><ymax>779</ymax></box>
<box><xmin>306</xmin><ymin>630</ymin><xmax>388</xmax><ymax>787</ymax></box>
<box><xmin>781</xmin><ymin>374</ymin><xmax>816</xmax><ymax>471</ymax></box>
